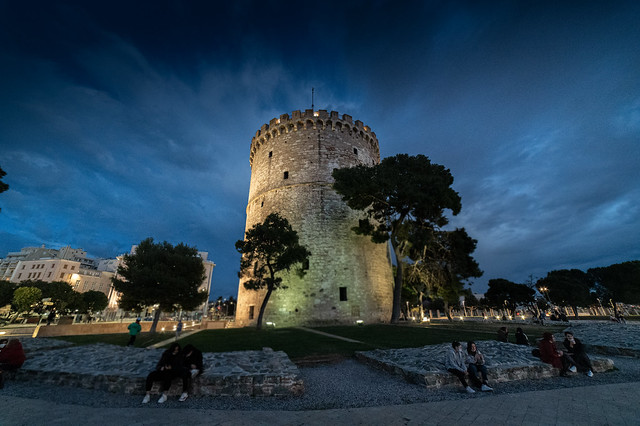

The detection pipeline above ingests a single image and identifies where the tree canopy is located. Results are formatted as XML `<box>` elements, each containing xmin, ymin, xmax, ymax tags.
<box><xmin>13</xmin><ymin>286</ymin><xmax>42</xmax><ymax>314</ymax></box>
<box><xmin>405</xmin><ymin>228</ymin><xmax>482</xmax><ymax>318</ymax></box>
<box><xmin>484</xmin><ymin>278</ymin><xmax>535</xmax><ymax>315</ymax></box>
<box><xmin>333</xmin><ymin>154</ymin><xmax>463</xmax><ymax>323</ymax></box>
<box><xmin>536</xmin><ymin>269</ymin><xmax>593</xmax><ymax>318</ymax></box>
<box><xmin>0</xmin><ymin>165</ymin><xmax>8</xmax><ymax>213</ymax></box>
<box><xmin>112</xmin><ymin>238</ymin><xmax>207</xmax><ymax>333</ymax></box>
<box><xmin>82</xmin><ymin>290</ymin><xmax>109</xmax><ymax>313</ymax></box>
<box><xmin>235</xmin><ymin>213</ymin><xmax>311</xmax><ymax>329</ymax></box>
<box><xmin>589</xmin><ymin>260</ymin><xmax>640</xmax><ymax>308</ymax></box>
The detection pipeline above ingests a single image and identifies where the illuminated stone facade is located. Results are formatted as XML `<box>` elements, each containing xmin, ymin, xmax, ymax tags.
<box><xmin>236</xmin><ymin>110</ymin><xmax>394</xmax><ymax>327</ymax></box>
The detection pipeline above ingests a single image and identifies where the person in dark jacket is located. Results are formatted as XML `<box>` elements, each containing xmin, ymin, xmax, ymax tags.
<box><xmin>563</xmin><ymin>331</ymin><xmax>594</xmax><ymax>377</ymax></box>
<box><xmin>515</xmin><ymin>327</ymin><xmax>530</xmax><ymax>345</ymax></box>
<box><xmin>141</xmin><ymin>343</ymin><xmax>185</xmax><ymax>404</ymax></box>
<box><xmin>0</xmin><ymin>339</ymin><xmax>26</xmax><ymax>389</ymax></box>
<box><xmin>178</xmin><ymin>344</ymin><xmax>204</xmax><ymax>402</ymax></box>
<box><xmin>497</xmin><ymin>327</ymin><xmax>509</xmax><ymax>342</ymax></box>
<box><xmin>538</xmin><ymin>332</ymin><xmax>576</xmax><ymax>377</ymax></box>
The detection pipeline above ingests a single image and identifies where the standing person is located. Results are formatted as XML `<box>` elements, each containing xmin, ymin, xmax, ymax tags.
<box><xmin>0</xmin><ymin>339</ymin><xmax>26</xmax><ymax>389</ymax></box>
<box><xmin>175</xmin><ymin>319</ymin><xmax>183</xmax><ymax>340</ymax></box>
<box><xmin>127</xmin><ymin>318</ymin><xmax>142</xmax><ymax>347</ymax></box>
<box><xmin>179</xmin><ymin>344</ymin><xmax>204</xmax><ymax>402</ymax></box>
<box><xmin>46</xmin><ymin>309</ymin><xmax>56</xmax><ymax>326</ymax></box>
<box><xmin>563</xmin><ymin>331</ymin><xmax>594</xmax><ymax>377</ymax></box>
<box><xmin>444</xmin><ymin>341</ymin><xmax>476</xmax><ymax>394</ymax></box>
<box><xmin>538</xmin><ymin>332</ymin><xmax>576</xmax><ymax>377</ymax></box>
<box><xmin>142</xmin><ymin>343</ymin><xmax>185</xmax><ymax>404</ymax></box>
<box><xmin>497</xmin><ymin>326</ymin><xmax>509</xmax><ymax>342</ymax></box>
<box><xmin>515</xmin><ymin>327</ymin><xmax>530</xmax><ymax>345</ymax></box>
<box><xmin>465</xmin><ymin>342</ymin><xmax>493</xmax><ymax>391</ymax></box>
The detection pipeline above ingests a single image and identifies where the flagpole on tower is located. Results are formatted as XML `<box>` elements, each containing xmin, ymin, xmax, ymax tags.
<box><xmin>311</xmin><ymin>87</ymin><xmax>314</xmax><ymax>110</ymax></box>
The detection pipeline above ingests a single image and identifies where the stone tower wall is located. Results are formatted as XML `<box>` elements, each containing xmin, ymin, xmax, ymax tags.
<box><xmin>235</xmin><ymin>109</ymin><xmax>394</xmax><ymax>327</ymax></box>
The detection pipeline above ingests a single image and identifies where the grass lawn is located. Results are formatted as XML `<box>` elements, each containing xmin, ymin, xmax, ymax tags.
<box><xmin>54</xmin><ymin>332</ymin><xmax>175</xmax><ymax>348</ymax></box>
<box><xmin>52</xmin><ymin>321</ymin><xmax>565</xmax><ymax>362</ymax></box>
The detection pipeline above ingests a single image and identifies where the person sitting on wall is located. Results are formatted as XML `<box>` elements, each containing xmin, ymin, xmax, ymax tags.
<box><xmin>0</xmin><ymin>338</ymin><xmax>26</xmax><ymax>389</ymax></box>
<box><xmin>178</xmin><ymin>344</ymin><xmax>204</xmax><ymax>402</ymax></box>
<box><xmin>563</xmin><ymin>331</ymin><xmax>594</xmax><ymax>377</ymax></box>
<box><xmin>142</xmin><ymin>343</ymin><xmax>186</xmax><ymax>404</ymax></box>
<box><xmin>444</xmin><ymin>341</ymin><xmax>476</xmax><ymax>394</ymax></box>
<box><xmin>465</xmin><ymin>341</ymin><xmax>493</xmax><ymax>392</ymax></box>
<box><xmin>515</xmin><ymin>327</ymin><xmax>530</xmax><ymax>345</ymax></box>
<box><xmin>497</xmin><ymin>327</ymin><xmax>509</xmax><ymax>342</ymax></box>
<box><xmin>538</xmin><ymin>332</ymin><xmax>576</xmax><ymax>377</ymax></box>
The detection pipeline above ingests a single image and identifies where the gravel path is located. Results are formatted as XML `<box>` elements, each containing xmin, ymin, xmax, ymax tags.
<box><xmin>3</xmin><ymin>355</ymin><xmax>640</xmax><ymax>411</ymax></box>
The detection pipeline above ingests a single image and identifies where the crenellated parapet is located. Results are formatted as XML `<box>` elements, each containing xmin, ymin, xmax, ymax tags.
<box><xmin>249</xmin><ymin>110</ymin><xmax>379</xmax><ymax>167</ymax></box>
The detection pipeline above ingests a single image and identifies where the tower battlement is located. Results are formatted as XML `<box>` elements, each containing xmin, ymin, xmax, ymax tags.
<box><xmin>249</xmin><ymin>110</ymin><xmax>379</xmax><ymax>167</ymax></box>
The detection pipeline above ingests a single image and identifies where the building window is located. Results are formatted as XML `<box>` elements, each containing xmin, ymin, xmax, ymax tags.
<box><xmin>31</xmin><ymin>265</ymin><xmax>35</xmax><ymax>269</ymax></box>
<box><xmin>351</xmin><ymin>305</ymin><xmax>360</xmax><ymax>317</ymax></box>
<box><xmin>283</xmin><ymin>171</ymin><xmax>289</xmax><ymax>179</ymax></box>
<box><xmin>21</xmin><ymin>265</ymin><xmax>25</xmax><ymax>269</ymax></box>
<box><xmin>353</xmin><ymin>147</ymin><xmax>358</xmax><ymax>155</ymax></box>
<box><xmin>249</xmin><ymin>305</ymin><xmax>255</xmax><ymax>320</ymax></box>
<box><xmin>339</xmin><ymin>287</ymin><xmax>348</xmax><ymax>301</ymax></box>
<box><xmin>51</xmin><ymin>264</ymin><xmax>54</xmax><ymax>268</ymax></box>
<box><xmin>27</xmin><ymin>273</ymin><xmax>32</xmax><ymax>278</ymax></box>
<box><xmin>261</xmin><ymin>201</ymin><xmax>264</xmax><ymax>207</ymax></box>
<box><xmin>17</xmin><ymin>273</ymin><xmax>22</xmax><ymax>279</ymax></box>
<box><xmin>47</xmin><ymin>272</ymin><xmax>52</xmax><ymax>278</ymax></box>
<box><xmin>71</xmin><ymin>265</ymin><xmax>75</xmax><ymax>270</ymax></box>
<box><xmin>60</xmin><ymin>273</ymin><xmax>65</xmax><ymax>279</ymax></box>
<box><xmin>269</xmin><ymin>151</ymin><xmax>273</xmax><ymax>158</ymax></box>
<box><xmin>63</xmin><ymin>265</ymin><xmax>68</xmax><ymax>269</ymax></box>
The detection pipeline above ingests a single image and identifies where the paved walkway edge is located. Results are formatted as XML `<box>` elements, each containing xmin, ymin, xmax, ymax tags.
<box><xmin>2</xmin><ymin>380</ymin><xmax>640</xmax><ymax>425</ymax></box>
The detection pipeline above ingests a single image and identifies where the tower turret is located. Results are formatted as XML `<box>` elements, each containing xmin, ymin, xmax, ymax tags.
<box><xmin>235</xmin><ymin>110</ymin><xmax>393</xmax><ymax>326</ymax></box>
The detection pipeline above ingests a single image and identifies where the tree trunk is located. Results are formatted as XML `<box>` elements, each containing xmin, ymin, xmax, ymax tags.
<box><xmin>390</xmin><ymin>243</ymin><xmax>404</xmax><ymax>324</ymax></box>
<box><xmin>444</xmin><ymin>301</ymin><xmax>452</xmax><ymax>321</ymax></box>
<box><xmin>256</xmin><ymin>286</ymin><xmax>273</xmax><ymax>330</ymax></box>
<box><xmin>150</xmin><ymin>309</ymin><xmax>161</xmax><ymax>334</ymax></box>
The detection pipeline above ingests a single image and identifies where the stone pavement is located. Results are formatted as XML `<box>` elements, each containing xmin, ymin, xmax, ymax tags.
<box><xmin>2</xmin><ymin>380</ymin><xmax>639</xmax><ymax>425</ymax></box>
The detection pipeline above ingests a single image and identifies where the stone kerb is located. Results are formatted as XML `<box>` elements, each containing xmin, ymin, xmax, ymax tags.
<box><xmin>15</xmin><ymin>340</ymin><xmax>304</xmax><ymax>397</ymax></box>
<box><xmin>355</xmin><ymin>341</ymin><xmax>615</xmax><ymax>389</ymax></box>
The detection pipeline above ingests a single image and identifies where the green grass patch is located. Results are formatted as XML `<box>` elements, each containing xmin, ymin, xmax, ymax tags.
<box><xmin>50</xmin><ymin>321</ymin><xmax>568</xmax><ymax>361</ymax></box>
<box><xmin>54</xmin><ymin>332</ymin><xmax>174</xmax><ymax>348</ymax></box>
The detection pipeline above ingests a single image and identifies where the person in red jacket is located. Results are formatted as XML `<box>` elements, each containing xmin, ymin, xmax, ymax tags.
<box><xmin>0</xmin><ymin>338</ymin><xmax>26</xmax><ymax>389</ymax></box>
<box><xmin>538</xmin><ymin>332</ymin><xmax>576</xmax><ymax>377</ymax></box>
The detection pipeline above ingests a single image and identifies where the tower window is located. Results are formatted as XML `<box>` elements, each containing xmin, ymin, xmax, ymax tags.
<box><xmin>249</xmin><ymin>305</ymin><xmax>255</xmax><ymax>320</ymax></box>
<box><xmin>353</xmin><ymin>148</ymin><xmax>358</xmax><ymax>155</ymax></box>
<box><xmin>339</xmin><ymin>287</ymin><xmax>348</xmax><ymax>301</ymax></box>
<box><xmin>284</xmin><ymin>171</ymin><xmax>289</xmax><ymax>179</ymax></box>
<box><xmin>269</xmin><ymin>151</ymin><xmax>273</xmax><ymax>158</ymax></box>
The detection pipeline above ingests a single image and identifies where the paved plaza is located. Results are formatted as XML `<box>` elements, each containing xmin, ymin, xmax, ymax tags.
<box><xmin>2</xmin><ymin>380</ymin><xmax>640</xmax><ymax>425</ymax></box>
<box><xmin>1</xmin><ymin>321</ymin><xmax>639</xmax><ymax>425</ymax></box>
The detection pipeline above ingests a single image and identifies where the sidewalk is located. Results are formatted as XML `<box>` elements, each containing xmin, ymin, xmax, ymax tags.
<box><xmin>2</xmin><ymin>381</ymin><xmax>639</xmax><ymax>425</ymax></box>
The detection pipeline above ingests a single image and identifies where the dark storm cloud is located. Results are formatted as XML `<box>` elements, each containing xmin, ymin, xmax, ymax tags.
<box><xmin>1</xmin><ymin>0</ymin><xmax>639</xmax><ymax>298</ymax></box>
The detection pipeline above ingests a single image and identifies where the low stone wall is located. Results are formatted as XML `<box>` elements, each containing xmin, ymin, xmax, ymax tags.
<box><xmin>356</xmin><ymin>340</ymin><xmax>615</xmax><ymax>389</ymax></box>
<box><xmin>564</xmin><ymin>322</ymin><xmax>640</xmax><ymax>358</ymax></box>
<box><xmin>34</xmin><ymin>321</ymin><xmax>199</xmax><ymax>337</ymax></box>
<box><xmin>16</xmin><ymin>340</ymin><xmax>304</xmax><ymax>397</ymax></box>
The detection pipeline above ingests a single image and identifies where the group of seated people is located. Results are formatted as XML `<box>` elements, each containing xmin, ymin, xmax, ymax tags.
<box><xmin>142</xmin><ymin>343</ymin><xmax>203</xmax><ymax>403</ymax></box>
<box><xmin>0</xmin><ymin>338</ymin><xmax>26</xmax><ymax>389</ymax></box>
<box><xmin>444</xmin><ymin>341</ymin><xmax>494</xmax><ymax>394</ymax></box>
<box><xmin>447</xmin><ymin>328</ymin><xmax>594</xmax><ymax>394</ymax></box>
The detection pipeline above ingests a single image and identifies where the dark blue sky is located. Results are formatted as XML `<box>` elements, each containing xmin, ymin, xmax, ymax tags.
<box><xmin>1</xmin><ymin>0</ymin><xmax>639</xmax><ymax>300</ymax></box>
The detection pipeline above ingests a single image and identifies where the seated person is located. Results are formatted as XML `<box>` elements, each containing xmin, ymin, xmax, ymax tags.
<box><xmin>515</xmin><ymin>327</ymin><xmax>530</xmax><ymax>345</ymax></box>
<box><xmin>444</xmin><ymin>341</ymin><xmax>475</xmax><ymax>394</ymax></box>
<box><xmin>563</xmin><ymin>331</ymin><xmax>593</xmax><ymax>377</ymax></box>
<box><xmin>538</xmin><ymin>332</ymin><xmax>576</xmax><ymax>377</ymax></box>
<box><xmin>183</xmin><ymin>344</ymin><xmax>203</xmax><ymax>378</ymax></box>
<box><xmin>0</xmin><ymin>338</ymin><xmax>26</xmax><ymax>389</ymax></box>
<box><xmin>465</xmin><ymin>341</ymin><xmax>493</xmax><ymax>392</ymax></box>
<box><xmin>497</xmin><ymin>326</ymin><xmax>509</xmax><ymax>342</ymax></box>
<box><xmin>178</xmin><ymin>344</ymin><xmax>204</xmax><ymax>402</ymax></box>
<box><xmin>141</xmin><ymin>343</ymin><xmax>187</xmax><ymax>404</ymax></box>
